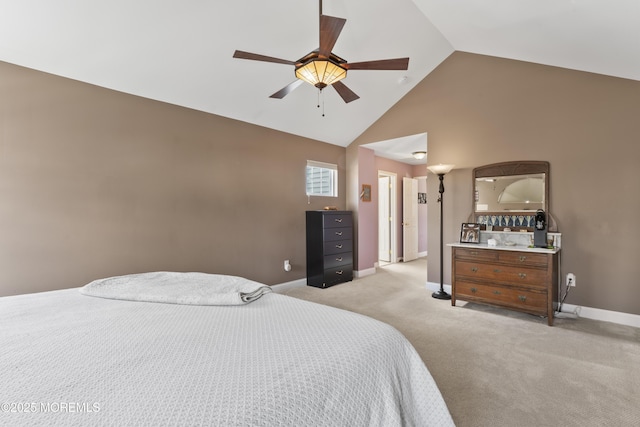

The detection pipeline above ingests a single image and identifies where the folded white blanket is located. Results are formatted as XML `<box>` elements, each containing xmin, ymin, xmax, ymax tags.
<box><xmin>80</xmin><ymin>271</ymin><xmax>271</xmax><ymax>306</ymax></box>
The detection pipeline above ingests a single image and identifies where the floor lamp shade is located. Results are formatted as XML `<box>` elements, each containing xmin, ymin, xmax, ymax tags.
<box><xmin>426</xmin><ymin>164</ymin><xmax>455</xmax><ymax>175</ymax></box>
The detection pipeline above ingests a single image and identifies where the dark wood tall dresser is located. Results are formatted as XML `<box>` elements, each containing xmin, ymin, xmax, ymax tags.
<box><xmin>306</xmin><ymin>210</ymin><xmax>353</xmax><ymax>288</ymax></box>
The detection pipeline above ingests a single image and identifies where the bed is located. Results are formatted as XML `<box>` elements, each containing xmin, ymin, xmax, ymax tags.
<box><xmin>1</xmin><ymin>272</ymin><xmax>454</xmax><ymax>426</ymax></box>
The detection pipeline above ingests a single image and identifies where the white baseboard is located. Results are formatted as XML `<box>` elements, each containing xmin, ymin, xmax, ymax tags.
<box><xmin>271</xmin><ymin>269</ymin><xmax>378</xmax><ymax>292</ymax></box>
<box><xmin>355</xmin><ymin>267</ymin><xmax>376</xmax><ymax>278</ymax></box>
<box><xmin>558</xmin><ymin>303</ymin><xmax>640</xmax><ymax>328</ymax></box>
<box><xmin>426</xmin><ymin>282</ymin><xmax>640</xmax><ymax>329</ymax></box>
<box><xmin>271</xmin><ymin>278</ymin><xmax>306</xmax><ymax>292</ymax></box>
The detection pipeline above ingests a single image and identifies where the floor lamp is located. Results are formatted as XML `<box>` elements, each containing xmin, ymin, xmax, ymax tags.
<box><xmin>427</xmin><ymin>164</ymin><xmax>455</xmax><ymax>300</ymax></box>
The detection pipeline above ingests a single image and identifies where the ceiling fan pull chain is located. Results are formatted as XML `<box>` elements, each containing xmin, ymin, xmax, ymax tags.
<box><xmin>317</xmin><ymin>89</ymin><xmax>325</xmax><ymax>117</ymax></box>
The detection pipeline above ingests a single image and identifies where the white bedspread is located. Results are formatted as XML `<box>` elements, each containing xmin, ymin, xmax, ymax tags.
<box><xmin>1</xmin><ymin>277</ymin><xmax>454</xmax><ymax>426</ymax></box>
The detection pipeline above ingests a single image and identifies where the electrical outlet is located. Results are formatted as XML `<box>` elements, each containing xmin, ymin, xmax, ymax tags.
<box><xmin>567</xmin><ymin>273</ymin><xmax>576</xmax><ymax>287</ymax></box>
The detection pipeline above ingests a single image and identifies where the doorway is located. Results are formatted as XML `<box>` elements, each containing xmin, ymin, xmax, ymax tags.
<box><xmin>360</xmin><ymin>132</ymin><xmax>427</xmax><ymax>270</ymax></box>
<box><xmin>402</xmin><ymin>177</ymin><xmax>419</xmax><ymax>262</ymax></box>
<box><xmin>378</xmin><ymin>171</ymin><xmax>397</xmax><ymax>265</ymax></box>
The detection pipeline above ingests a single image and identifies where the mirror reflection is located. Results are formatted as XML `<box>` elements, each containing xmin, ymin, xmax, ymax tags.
<box><xmin>475</xmin><ymin>173</ymin><xmax>545</xmax><ymax>212</ymax></box>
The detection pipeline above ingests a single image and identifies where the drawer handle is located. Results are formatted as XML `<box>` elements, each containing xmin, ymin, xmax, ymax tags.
<box><xmin>519</xmin><ymin>256</ymin><xmax>527</xmax><ymax>262</ymax></box>
<box><xmin>470</xmin><ymin>287</ymin><xmax>478</xmax><ymax>293</ymax></box>
<box><xmin>518</xmin><ymin>273</ymin><xmax>527</xmax><ymax>279</ymax></box>
<box><xmin>335</xmin><ymin>231</ymin><xmax>343</xmax><ymax>236</ymax></box>
<box><xmin>519</xmin><ymin>295</ymin><xmax>527</xmax><ymax>302</ymax></box>
<box><xmin>471</xmin><ymin>267</ymin><xmax>478</xmax><ymax>272</ymax></box>
<box><xmin>335</xmin><ymin>244</ymin><xmax>343</xmax><ymax>249</ymax></box>
<box><xmin>335</xmin><ymin>218</ymin><xmax>343</xmax><ymax>223</ymax></box>
<box><xmin>335</xmin><ymin>257</ymin><xmax>343</xmax><ymax>262</ymax></box>
<box><xmin>493</xmin><ymin>269</ymin><xmax>502</xmax><ymax>273</ymax></box>
<box><xmin>336</xmin><ymin>270</ymin><xmax>343</xmax><ymax>275</ymax></box>
<box><xmin>493</xmin><ymin>290</ymin><xmax>502</xmax><ymax>295</ymax></box>
<box><xmin>470</xmin><ymin>251</ymin><xmax>478</xmax><ymax>256</ymax></box>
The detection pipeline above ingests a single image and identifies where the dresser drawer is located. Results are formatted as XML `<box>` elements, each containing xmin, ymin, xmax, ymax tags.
<box><xmin>498</xmin><ymin>251</ymin><xmax>548</xmax><ymax>267</ymax></box>
<box><xmin>323</xmin><ymin>214</ymin><xmax>353</xmax><ymax>229</ymax></box>
<box><xmin>324</xmin><ymin>227</ymin><xmax>353</xmax><ymax>242</ymax></box>
<box><xmin>454</xmin><ymin>247</ymin><xmax>498</xmax><ymax>262</ymax></box>
<box><xmin>454</xmin><ymin>260</ymin><xmax>549</xmax><ymax>289</ymax></box>
<box><xmin>456</xmin><ymin>280</ymin><xmax>547</xmax><ymax>314</ymax></box>
<box><xmin>324</xmin><ymin>252</ymin><xmax>353</xmax><ymax>269</ymax></box>
<box><xmin>324</xmin><ymin>265</ymin><xmax>353</xmax><ymax>286</ymax></box>
<box><xmin>324</xmin><ymin>239</ymin><xmax>353</xmax><ymax>255</ymax></box>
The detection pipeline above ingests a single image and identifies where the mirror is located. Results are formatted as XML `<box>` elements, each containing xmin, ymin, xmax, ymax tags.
<box><xmin>476</xmin><ymin>174</ymin><xmax>545</xmax><ymax>212</ymax></box>
<box><xmin>473</xmin><ymin>161</ymin><xmax>552</xmax><ymax>231</ymax></box>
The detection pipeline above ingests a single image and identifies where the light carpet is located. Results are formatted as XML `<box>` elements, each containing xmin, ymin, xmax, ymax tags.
<box><xmin>280</xmin><ymin>258</ymin><xmax>640</xmax><ymax>427</ymax></box>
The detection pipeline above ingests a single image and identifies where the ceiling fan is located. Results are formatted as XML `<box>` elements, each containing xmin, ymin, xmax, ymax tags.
<box><xmin>233</xmin><ymin>0</ymin><xmax>409</xmax><ymax>103</ymax></box>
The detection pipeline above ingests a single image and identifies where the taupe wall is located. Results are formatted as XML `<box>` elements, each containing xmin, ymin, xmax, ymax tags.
<box><xmin>0</xmin><ymin>61</ymin><xmax>346</xmax><ymax>296</ymax></box>
<box><xmin>349</xmin><ymin>52</ymin><xmax>640</xmax><ymax>316</ymax></box>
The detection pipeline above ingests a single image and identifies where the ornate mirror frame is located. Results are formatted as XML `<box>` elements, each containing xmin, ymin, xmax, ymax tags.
<box><xmin>472</xmin><ymin>161</ymin><xmax>556</xmax><ymax>231</ymax></box>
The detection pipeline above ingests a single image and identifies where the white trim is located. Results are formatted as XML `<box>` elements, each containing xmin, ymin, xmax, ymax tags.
<box><xmin>271</xmin><ymin>278</ymin><xmax>307</xmax><ymax>292</ymax></box>
<box><xmin>425</xmin><ymin>282</ymin><xmax>640</xmax><ymax>329</ymax></box>
<box><xmin>306</xmin><ymin>160</ymin><xmax>338</xmax><ymax>197</ymax></box>
<box><xmin>558</xmin><ymin>303</ymin><xmax>640</xmax><ymax>328</ymax></box>
<box><xmin>272</xmin><ymin>269</ymin><xmax>377</xmax><ymax>292</ymax></box>
<box><xmin>355</xmin><ymin>267</ymin><xmax>376</xmax><ymax>278</ymax></box>
<box><xmin>306</xmin><ymin>160</ymin><xmax>337</xmax><ymax>170</ymax></box>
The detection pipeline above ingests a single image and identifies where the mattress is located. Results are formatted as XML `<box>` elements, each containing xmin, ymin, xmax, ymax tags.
<box><xmin>0</xmin><ymin>273</ymin><xmax>454</xmax><ymax>426</ymax></box>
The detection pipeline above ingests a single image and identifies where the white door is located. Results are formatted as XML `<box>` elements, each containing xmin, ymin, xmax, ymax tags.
<box><xmin>378</xmin><ymin>176</ymin><xmax>391</xmax><ymax>262</ymax></box>
<box><xmin>403</xmin><ymin>177</ymin><xmax>419</xmax><ymax>262</ymax></box>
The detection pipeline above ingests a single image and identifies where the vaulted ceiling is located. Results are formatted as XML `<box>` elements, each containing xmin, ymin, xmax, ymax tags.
<box><xmin>1</xmin><ymin>0</ymin><xmax>638</xmax><ymax>148</ymax></box>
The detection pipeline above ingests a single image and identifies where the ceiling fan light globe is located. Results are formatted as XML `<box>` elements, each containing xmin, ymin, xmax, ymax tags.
<box><xmin>295</xmin><ymin>59</ymin><xmax>347</xmax><ymax>88</ymax></box>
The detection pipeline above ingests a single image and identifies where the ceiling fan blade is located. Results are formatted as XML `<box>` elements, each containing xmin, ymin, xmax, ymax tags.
<box><xmin>270</xmin><ymin>80</ymin><xmax>305</xmax><ymax>99</ymax></box>
<box><xmin>233</xmin><ymin>50</ymin><xmax>296</xmax><ymax>66</ymax></box>
<box><xmin>332</xmin><ymin>81</ymin><xmax>360</xmax><ymax>103</ymax></box>
<box><xmin>345</xmin><ymin>57</ymin><xmax>410</xmax><ymax>70</ymax></box>
<box><xmin>319</xmin><ymin>15</ymin><xmax>346</xmax><ymax>58</ymax></box>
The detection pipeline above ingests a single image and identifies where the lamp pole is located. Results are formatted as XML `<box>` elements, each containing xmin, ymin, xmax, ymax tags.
<box><xmin>427</xmin><ymin>164</ymin><xmax>455</xmax><ymax>300</ymax></box>
<box><xmin>433</xmin><ymin>173</ymin><xmax>450</xmax><ymax>299</ymax></box>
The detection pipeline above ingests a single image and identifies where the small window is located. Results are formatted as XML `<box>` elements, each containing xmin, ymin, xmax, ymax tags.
<box><xmin>306</xmin><ymin>160</ymin><xmax>338</xmax><ymax>197</ymax></box>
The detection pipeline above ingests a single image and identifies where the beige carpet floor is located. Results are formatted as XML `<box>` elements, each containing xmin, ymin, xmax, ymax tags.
<box><xmin>280</xmin><ymin>258</ymin><xmax>640</xmax><ymax>427</ymax></box>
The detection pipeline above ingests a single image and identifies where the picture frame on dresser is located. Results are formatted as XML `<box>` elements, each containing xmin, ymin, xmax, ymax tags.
<box><xmin>460</xmin><ymin>223</ymin><xmax>480</xmax><ymax>243</ymax></box>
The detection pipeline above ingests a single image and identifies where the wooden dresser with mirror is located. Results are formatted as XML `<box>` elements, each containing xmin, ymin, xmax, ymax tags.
<box><xmin>450</xmin><ymin>161</ymin><xmax>560</xmax><ymax>325</ymax></box>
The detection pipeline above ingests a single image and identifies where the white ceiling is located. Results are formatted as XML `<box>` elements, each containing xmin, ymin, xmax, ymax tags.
<box><xmin>1</xmin><ymin>0</ymin><xmax>638</xmax><ymax>156</ymax></box>
<box><xmin>361</xmin><ymin>133</ymin><xmax>428</xmax><ymax>166</ymax></box>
